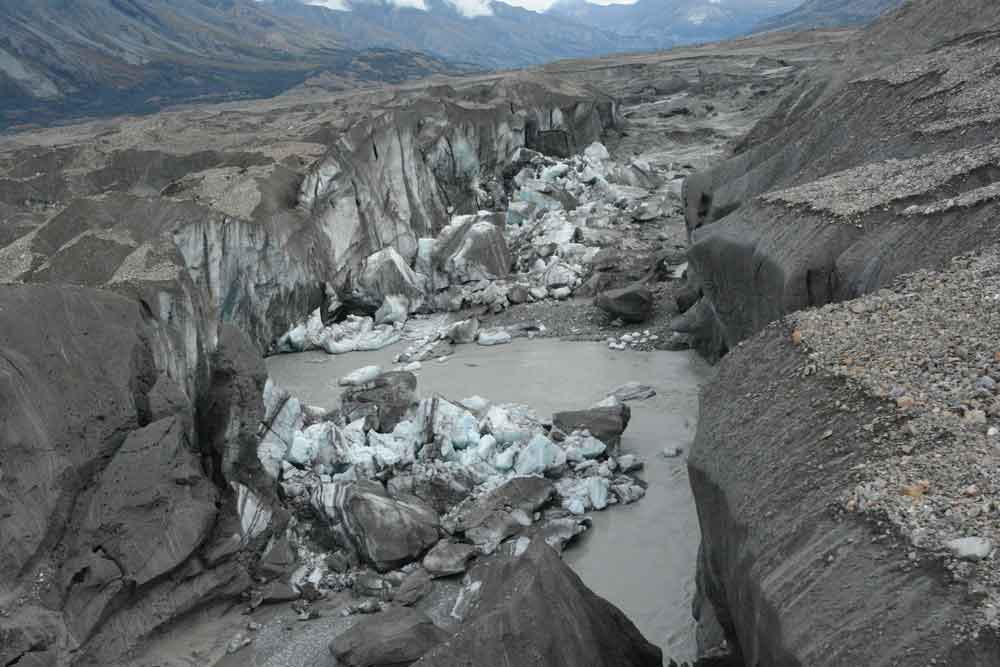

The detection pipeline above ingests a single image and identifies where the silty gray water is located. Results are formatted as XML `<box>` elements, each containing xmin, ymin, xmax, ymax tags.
<box><xmin>266</xmin><ymin>337</ymin><xmax>710</xmax><ymax>660</ymax></box>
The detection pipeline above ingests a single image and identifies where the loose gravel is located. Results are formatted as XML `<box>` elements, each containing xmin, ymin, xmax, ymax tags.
<box><xmin>794</xmin><ymin>245</ymin><xmax>1000</xmax><ymax>620</ymax></box>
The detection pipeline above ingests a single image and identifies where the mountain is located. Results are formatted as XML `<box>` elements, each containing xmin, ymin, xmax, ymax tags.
<box><xmin>261</xmin><ymin>0</ymin><xmax>645</xmax><ymax>69</ymax></box>
<box><xmin>264</xmin><ymin>0</ymin><xmax>809</xmax><ymax>68</ymax></box>
<box><xmin>0</xmin><ymin>0</ymin><xmax>470</xmax><ymax>128</ymax></box>
<box><xmin>549</xmin><ymin>0</ymin><xmax>801</xmax><ymax>47</ymax></box>
<box><xmin>752</xmin><ymin>0</ymin><xmax>907</xmax><ymax>33</ymax></box>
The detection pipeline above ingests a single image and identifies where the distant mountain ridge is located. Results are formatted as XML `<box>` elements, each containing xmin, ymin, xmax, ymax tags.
<box><xmin>0</xmin><ymin>0</ymin><xmax>911</xmax><ymax>129</ymax></box>
<box><xmin>753</xmin><ymin>0</ymin><xmax>908</xmax><ymax>33</ymax></box>
<box><xmin>549</xmin><ymin>0</ymin><xmax>802</xmax><ymax>47</ymax></box>
<box><xmin>0</xmin><ymin>0</ymin><xmax>470</xmax><ymax>128</ymax></box>
<box><xmin>265</xmin><ymin>0</ymin><xmax>806</xmax><ymax>64</ymax></box>
<box><xmin>261</xmin><ymin>0</ymin><xmax>640</xmax><ymax>69</ymax></box>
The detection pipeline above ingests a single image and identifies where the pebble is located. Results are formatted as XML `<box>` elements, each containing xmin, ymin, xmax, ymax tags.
<box><xmin>226</xmin><ymin>633</ymin><xmax>252</xmax><ymax>654</ymax></box>
<box><xmin>945</xmin><ymin>537</ymin><xmax>992</xmax><ymax>562</ymax></box>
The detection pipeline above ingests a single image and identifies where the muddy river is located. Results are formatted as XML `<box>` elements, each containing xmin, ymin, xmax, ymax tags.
<box><xmin>266</xmin><ymin>336</ymin><xmax>710</xmax><ymax>660</ymax></box>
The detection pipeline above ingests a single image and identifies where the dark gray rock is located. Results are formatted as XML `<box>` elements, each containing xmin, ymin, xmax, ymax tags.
<box><xmin>394</xmin><ymin>568</ymin><xmax>434</xmax><ymax>607</ymax></box>
<box><xmin>0</xmin><ymin>284</ymin><xmax>257</xmax><ymax>666</ymax></box>
<box><xmin>331</xmin><ymin>606</ymin><xmax>449</xmax><ymax>667</ymax></box>
<box><xmin>261</xmin><ymin>581</ymin><xmax>300</xmax><ymax>604</ymax></box>
<box><xmin>422</xmin><ymin>541</ymin><xmax>477</xmax><ymax>578</ymax></box>
<box><xmin>552</xmin><ymin>405</ymin><xmax>631</xmax><ymax>450</ymax></box>
<box><xmin>199</xmin><ymin>322</ymin><xmax>269</xmax><ymax>486</ymax></box>
<box><xmin>352</xmin><ymin>246</ymin><xmax>426</xmax><ymax>312</ymax></box>
<box><xmin>387</xmin><ymin>464</ymin><xmax>479</xmax><ymax>515</ymax></box>
<box><xmin>413</xmin><ymin>539</ymin><xmax>661</xmax><ymax>666</ymax></box>
<box><xmin>434</xmin><ymin>214</ymin><xmax>512</xmax><ymax>284</ymax></box>
<box><xmin>312</xmin><ymin>481</ymin><xmax>441</xmax><ymax>572</ymax></box>
<box><xmin>442</xmin><ymin>477</ymin><xmax>554</xmax><ymax>554</ymax></box>
<box><xmin>507</xmin><ymin>284</ymin><xmax>530</xmax><ymax>304</ymax></box>
<box><xmin>355</xmin><ymin>572</ymin><xmax>396</xmax><ymax>601</ymax></box>
<box><xmin>342</xmin><ymin>371</ymin><xmax>418</xmax><ymax>433</ymax></box>
<box><xmin>683</xmin><ymin>0</ymin><xmax>1000</xmax><ymax>356</ymax></box>
<box><xmin>594</xmin><ymin>284</ymin><xmax>654</xmax><ymax>323</ymax></box>
<box><xmin>690</xmin><ymin>324</ymin><xmax>1000</xmax><ymax>665</ymax></box>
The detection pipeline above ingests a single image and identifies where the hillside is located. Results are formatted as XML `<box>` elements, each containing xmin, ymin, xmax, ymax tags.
<box><xmin>550</xmin><ymin>0</ymin><xmax>801</xmax><ymax>46</ymax></box>
<box><xmin>0</xmin><ymin>0</ymin><xmax>470</xmax><ymax>129</ymax></box>
<box><xmin>261</xmin><ymin>0</ymin><xmax>638</xmax><ymax>68</ymax></box>
<box><xmin>753</xmin><ymin>0</ymin><xmax>907</xmax><ymax>32</ymax></box>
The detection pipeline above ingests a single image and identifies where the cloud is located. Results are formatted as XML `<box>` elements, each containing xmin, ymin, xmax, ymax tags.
<box><xmin>305</xmin><ymin>0</ymin><xmax>351</xmax><ymax>10</ymax></box>
<box><xmin>502</xmin><ymin>0</ymin><xmax>637</xmax><ymax>9</ymax></box>
<box><xmin>445</xmin><ymin>0</ymin><xmax>494</xmax><ymax>17</ymax></box>
<box><xmin>302</xmin><ymin>0</ymin><xmax>639</xmax><ymax>19</ymax></box>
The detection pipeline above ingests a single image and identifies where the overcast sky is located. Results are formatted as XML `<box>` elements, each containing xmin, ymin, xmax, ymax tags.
<box><xmin>304</xmin><ymin>0</ymin><xmax>639</xmax><ymax>15</ymax></box>
<box><xmin>504</xmin><ymin>0</ymin><xmax>638</xmax><ymax>8</ymax></box>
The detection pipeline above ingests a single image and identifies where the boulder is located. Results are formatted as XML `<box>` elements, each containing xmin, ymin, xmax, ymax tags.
<box><xmin>507</xmin><ymin>284</ymin><xmax>530</xmax><ymax>304</ymax></box>
<box><xmin>423</xmin><ymin>540</ymin><xmax>477</xmax><ymax>578</ymax></box>
<box><xmin>354</xmin><ymin>247</ymin><xmax>425</xmax><ymax>311</ymax></box>
<box><xmin>443</xmin><ymin>477</ymin><xmax>554</xmax><ymax>554</ymax></box>
<box><xmin>374</xmin><ymin>295</ymin><xmax>410</xmax><ymax>325</ymax></box>
<box><xmin>435</xmin><ymin>215</ymin><xmax>511</xmax><ymax>284</ymax></box>
<box><xmin>341</xmin><ymin>371</ymin><xmax>418</xmax><ymax>433</ymax></box>
<box><xmin>311</xmin><ymin>481</ymin><xmax>440</xmax><ymax>572</ymax></box>
<box><xmin>553</xmin><ymin>405</ymin><xmax>631</xmax><ymax>450</ymax></box>
<box><xmin>387</xmin><ymin>463</ymin><xmax>479</xmax><ymax>515</ymax></box>
<box><xmin>530</xmin><ymin>515</ymin><xmax>592</xmax><ymax>552</ymax></box>
<box><xmin>594</xmin><ymin>284</ymin><xmax>653</xmax><ymax>323</ymax></box>
<box><xmin>331</xmin><ymin>606</ymin><xmax>449</xmax><ymax>667</ymax></box>
<box><xmin>395</xmin><ymin>567</ymin><xmax>434</xmax><ymax>606</ymax></box>
<box><xmin>444</xmin><ymin>317</ymin><xmax>479</xmax><ymax>344</ymax></box>
<box><xmin>413</xmin><ymin>540</ymin><xmax>661</xmax><ymax>666</ymax></box>
<box><xmin>543</xmin><ymin>261</ymin><xmax>578</xmax><ymax>289</ymax></box>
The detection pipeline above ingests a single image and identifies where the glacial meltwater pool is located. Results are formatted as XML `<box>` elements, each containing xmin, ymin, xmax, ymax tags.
<box><xmin>266</xmin><ymin>337</ymin><xmax>710</xmax><ymax>660</ymax></box>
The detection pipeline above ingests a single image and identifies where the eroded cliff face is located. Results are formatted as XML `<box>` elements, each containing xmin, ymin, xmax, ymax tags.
<box><xmin>684</xmin><ymin>0</ymin><xmax>1000</xmax><ymax>662</ymax></box>
<box><xmin>0</xmin><ymin>73</ymin><xmax>619</xmax><ymax>665</ymax></box>
<box><xmin>299</xmin><ymin>79</ymin><xmax>617</xmax><ymax>282</ymax></box>
<box><xmin>0</xmin><ymin>286</ymin><xmax>268</xmax><ymax>667</ymax></box>
<box><xmin>691</xmin><ymin>307</ymin><xmax>1000</xmax><ymax>666</ymax></box>
<box><xmin>0</xmin><ymin>76</ymin><xmax>616</xmax><ymax>352</ymax></box>
<box><xmin>680</xmin><ymin>0</ymin><xmax>1000</xmax><ymax>358</ymax></box>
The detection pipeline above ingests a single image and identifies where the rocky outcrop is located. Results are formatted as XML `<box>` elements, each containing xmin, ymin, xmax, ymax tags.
<box><xmin>0</xmin><ymin>284</ymin><xmax>265</xmax><ymax>666</ymax></box>
<box><xmin>682</xmin><ymin>0</ymin><xmax>1000</xmax><ymax>359</ymax></box>
<box><xmin>0</xmin><ymin>75</ymin><xmax>618</xmax><ymax>355</ymax></box>
<box><xmin>685</xmin><ymin>1</ymin><xmax>1000</xmax><ymax>663</ymax></box>
<box><xmin>298</xmin><ymin>78</ymin><xmax>617</xmax><ymax>272</ymax></box>
<box><xmin>414</xmin><ymin>539</ymin><xmax>663</xmax><ymax>666</ymax></box>
<box><xmin>690</xmin><ymin>264</ymin><xmax>1000</xmax><ymax>663</ymax></box>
